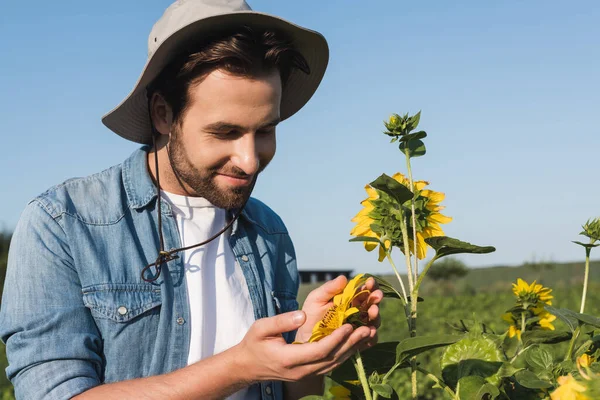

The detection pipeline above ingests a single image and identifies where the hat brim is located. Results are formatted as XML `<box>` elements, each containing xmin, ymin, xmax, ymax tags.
<box><xmin>101</xmin><ymin>11</ymin><xmax>329</xmax><ymax>144</ymax></box>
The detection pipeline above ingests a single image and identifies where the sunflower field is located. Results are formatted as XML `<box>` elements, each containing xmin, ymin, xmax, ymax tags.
<box><xmin>299</xmin><ymin>113</ymin><xmax>600</xmax><ymax>400</ymax></box>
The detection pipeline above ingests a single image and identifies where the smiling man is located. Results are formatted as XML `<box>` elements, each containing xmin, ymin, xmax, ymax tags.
<box><xmin>0</xmin><ymin>1</ymin><xmax>382</xmax><ymax>399</ymax></box>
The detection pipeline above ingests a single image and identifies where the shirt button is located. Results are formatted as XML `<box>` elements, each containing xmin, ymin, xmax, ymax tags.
<box><xmin>265</xmin><ymin>385</ymin><xmax>272</xmax><ymax>395</ymax></box>
<box><xmin>117</xmin><ymin>306</ymin><xmax>128</xmax><ymax>315</ymax></box>
<box><xmin>241</xmin><ymin>255</ymin><xmax>249</xmax><ymax>262</ymax></box>
<box><xmin>176</xmin><ymin>317</ymin><xmax>185</xmax><ymax>325</ymax></box>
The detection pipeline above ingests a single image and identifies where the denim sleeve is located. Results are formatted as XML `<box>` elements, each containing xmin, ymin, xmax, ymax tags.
<box><xmin>279</xmin><ymin>233</ymin><xmax>300</xmax><ymax>345</ymax></box>
<box><xmin>0</xmin><ymin>200</ymin><xmax>103</xmax><ymax>400</ymax></box>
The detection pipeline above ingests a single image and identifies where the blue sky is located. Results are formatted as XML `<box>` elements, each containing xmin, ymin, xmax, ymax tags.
<box><xmin>1</xmin><ymin>1</ymin><xmax>599</xmax><ymax>274</ymax></box>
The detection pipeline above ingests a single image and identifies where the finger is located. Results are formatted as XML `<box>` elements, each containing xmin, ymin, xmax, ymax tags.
<box><xmin>367</xmin><ymin>304</ymin><xmax>381</xmax><ymax>328</ymax></box>
<box><xmin>361</xmin><ymin>277</ymin><xmax>379</xmax><ymax>292</ymax></box>
<box><xmin>359</xmin><ymin>331</ymin><xmax>379</xmax><ymax>351</ymax></box>
<box><xmin>283</xmin><ymin>323</ymin><xmax>355</xmax><ymax>366</ymax></box>
<box><xmin>305</xmin><ymin>275</ymin><xmax>348</xmax><ymax>303</ymax></box>
<box><xmin>253</xmin><ymin>311</ymin><xmax>306</xmax><ymax>338</ymax></box>
<box><xmin>314</xmin><ymin>326</ymin><xmax>373</xmax><ymax>374</ymax></box>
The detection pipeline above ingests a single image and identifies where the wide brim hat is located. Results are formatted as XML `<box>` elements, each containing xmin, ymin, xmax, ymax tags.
<box><xmin>101</xmin><ymin>0</ymin><xmax>329</xmax><ymax>144</ymax></box>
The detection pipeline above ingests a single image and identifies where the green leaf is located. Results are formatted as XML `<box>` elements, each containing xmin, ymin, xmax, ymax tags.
<box><xmin>371</xmin><ymin>384</ymin><xmax>393</xmax><ymax>399</ymax></box>
<box><xmin>399</xmin><ymin>139</ymin><xmax>426</xmax><ymax>158</ymax></box>
<box><xmin>572</xmin><ymin>241</ymin><xmax>600</xmax><ymax>249</ymax></box>
<box><xmin>399</xmin><ymin>130</ymin><xmax>427</xmax><ymax>142</ymax></box>
<box><xmin>364</xmin><ymin>274</ymin><xmax>404</xmax><ymax>302</ymax></box>
<box><xmin>369</xmin><ymin>174</ymin><xmax>414</xmax><ymax>205</ymax></box>
<box><xmin>425</xmin><ymin>236</ymin><xmax>496</xmax><ymax>259</ymax></box>
<box><xmin>546</xmin><ymin>306</ymin><xmax>600</xmax><ymax>330</ymax></box>
<box><xmin>545</xmin><ymin>306</ymin><xmax>578</xmax><ymax>332</ymax></box>
<box><xmin>390</xmin><ymin>137</ymin><xmax>398</xmax><ymax>143</ymax></box>
<box><xmin>349</xmin><ymin>236</ymin><xmax>382</xmax><ymax>244</ymax></box>
<box><xmin>513</xmin><ymin>370</ymin><xmax>552</xmax><ymax>389</ymax></box>
<box><xmin>496</xmin><ymin>362</ymin><xmax>522</xmax><ymax>379</ymax></box>
<box><xmin>409</xmin><ymin>111</ymin><xmax>421</xmax><ymax>131</ymax></box>
<box><xmin>396</xmin><ymin>335</ymin><xmax>463</xmax><ymax>365</ymax></box>
<box><xmin>441</xmin><ymin>336</ymin><xmax>504</xmax><ymax>389</ymax></box>
<box><xmin>456</xmin><ymin>376</ymin><xmax>500</xmax><ymax>400</ymax></box>
<box><xmin>298</xmin><ymin>396</ymin><xmax>325</xmax><ymax>400</ymax></box>
<box><xmin>330</xmin><ymin>342</ymin><xmax>398</xmax><ymax>383</ymax></box>
<box><xmin>368</xmin><ymin>371</ymin><xmax>381</xmax><ymax>386</ymax></box>
<box><xmin>525</xmin><ymin>347</ymin><xmax>553</xmax><ymax>375</ymax></box>
<box><xmin>521</xmin><ymin>330</ymin><xmax>572</xmax><ymax>346</ymax></box>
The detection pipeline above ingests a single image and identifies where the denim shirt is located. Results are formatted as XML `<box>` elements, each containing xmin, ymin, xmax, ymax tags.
<box><xmin>0</xmin><ymin>147</ymin><xmax>300</xmax><ymax>400</ymax></box>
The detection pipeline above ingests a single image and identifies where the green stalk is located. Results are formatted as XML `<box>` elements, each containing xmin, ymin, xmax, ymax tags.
<box><xmin>398</xmin><ymin>205</ymin><xmax>418</xmax><ymax>399</ymax></box>
<box><xmin>416</xmin><ymin>366</ymin><xmax>456</xmax><ymax>399</ymax></box>
<box><xmin>520</xmin><ymin>312</ymin><xmax>526</xmax><ymax>343</ymax></box>
<box><xmin>354</xmin><ymin>352</ymin><xmax>373</xmax><ymax>400</ymax></box>
<box><xmin>404</xmin><ymin>151</ymin><xmax>419</xmax><ymax>284</ymax></box>
<box><xmin>398</xmin><ymin>208</ymin><xmax>415</xmax><ymax>293</ymax></box>
<box><xmin>580</xmin><ymin>247</ymin><xmax>591</xmax><ymax>313</ymax></box>
<box><xmin>565</xmin><ymin>327</ymin><xmax>581</xmax><ymax>361</ymax></box>
<box><xmin>414</xmin><ymin>255</ymin><xmax>439</xmax><ymax>293</ymax></box>
<box><xmin>386</xmin><ymin>252</ymin><xmax>409</xmax><ymax>306</ymax></box>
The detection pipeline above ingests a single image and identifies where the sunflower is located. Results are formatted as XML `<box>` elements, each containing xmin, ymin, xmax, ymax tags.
<box><xmin>512</xmin><ymin>278</ymin><xmax>553</xmax><ymax>305</ymax></box>
<box><xmin>350</xmin><ymin>172</ymin><xmax>451</xmax><ymax>261</ymax></box>
<box><xmin>502</xmin><ymin>312</ymin><xmax>522</xmax><ymax>340</ymax></box>
<box><xmin>308</xmin><ymin>274</ymin><xmax>369</xmax><ymax>342</ymax></box>
<box><xmin>578</xmin><ymin>354</ymin><xmax>593</xmax><ymax>369</ymax></box>
<box><xmin>329</xmin><ymin>385</ymin><xmax>352</xmax><ymax>400</ymax></box>
<box><xmin>503</xmin><ymin>279</ymin><xmax>557</xmax><ymax>341</ymax></box>
<box><xmin>551</xmin><ymin>374</ymin><xmax>590</xmax><ymax>400</ymax></box>
<box><xmin>350</xmin><ymin>185</ymin><xmax>390</xmax><ymax>261</ymax></box>
<box><xmin>534</xmin><ymin>307</ymin><xmax>557</xmax><ymax>331</ymax></box>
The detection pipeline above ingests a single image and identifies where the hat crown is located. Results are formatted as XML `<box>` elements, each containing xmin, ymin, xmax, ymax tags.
<box><xmin>148</xmin><ymin>0</ymin><xmax>252</xmax><ymax>57</ymax></box>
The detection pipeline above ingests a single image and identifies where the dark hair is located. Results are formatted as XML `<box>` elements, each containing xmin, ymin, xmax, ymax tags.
<box><xmin>148</xmin><ymin>26</ymin><xmax>310</xmax><ymax>124</ymax></box>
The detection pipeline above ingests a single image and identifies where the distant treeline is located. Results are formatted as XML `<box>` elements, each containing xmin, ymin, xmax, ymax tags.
<box><xmin>0</xmin><ymin>231</ymin><xmax>11</xmax><ymax>301</ymax></box>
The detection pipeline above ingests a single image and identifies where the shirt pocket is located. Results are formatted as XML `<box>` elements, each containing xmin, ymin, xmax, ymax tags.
<box><xmin>82</xmin><ymin>283</ymin><xmax>162</xmax><ymax>323</ymax></box>
<box><xmin>271</xmin><ymin>290</ymin><xmax>299</xmax><ymax>315</ymax></box>
<box><xmin>271</xmin><ymin>291</ymin><xmax>299</xmax><ymax>345</ymax></box>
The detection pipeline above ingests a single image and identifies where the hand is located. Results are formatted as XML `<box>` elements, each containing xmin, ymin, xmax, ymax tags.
<box><xmin>295</xmin><ymin>275</ymin><xmax>383</xmax><ymax>348</ymax></box>
<box><xmin>235</xmin><ymin>311</ymin><xmax>372</xmax><ymax>383</ymax></box>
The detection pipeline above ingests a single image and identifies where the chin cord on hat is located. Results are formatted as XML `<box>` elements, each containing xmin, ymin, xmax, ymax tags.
<box><xmin>140</xmin><ymin>97</ymin><xmax>256</xmax><ymax>283</ymax></box>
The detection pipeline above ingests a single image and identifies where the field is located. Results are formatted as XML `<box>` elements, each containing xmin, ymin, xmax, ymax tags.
<box><xmin>300</xmin><ymin>260</ymin><xmax>600</xmax><ymax>399</ymax></box>
<box><xmin>0</xmin><ymin>260</ymin><xmax>598</xmax><ymax>399</ymax></box>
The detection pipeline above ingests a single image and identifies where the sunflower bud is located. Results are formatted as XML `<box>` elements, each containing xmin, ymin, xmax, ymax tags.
<box><xmin>581</xmin><ymin>217</ymin><xmax>600</xmax><ymax>242</ymax></box>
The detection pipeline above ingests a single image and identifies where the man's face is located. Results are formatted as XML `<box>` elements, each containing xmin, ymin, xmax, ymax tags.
<box><xmin>168</xmin><ymin>69</ymin><xmax>281</xmax><ymax>209</ymax></box>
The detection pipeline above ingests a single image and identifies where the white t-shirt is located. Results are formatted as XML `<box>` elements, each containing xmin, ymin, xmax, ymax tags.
<box><xmin>161</xmin><ymin>191</ymin><xmax>256</xmax><ymax>400</ymax></box>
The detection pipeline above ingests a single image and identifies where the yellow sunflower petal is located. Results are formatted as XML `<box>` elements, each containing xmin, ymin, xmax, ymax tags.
<box><xmin>414</xmin><ymin>180</ymin><xmax>429</xmax><ymax>191</ymax></box>
<box><xmin>421</xmin><ymin>190</ymin><xmax>445</xmax><ymax>203</ymax></box>
<box><xmin>365</xmin><ymin>186</ymin><xmax>378</xmax><ymax>199</ymax></box>
<box><xmin>378</xmin><ymin>244</ymin><xmax>386</xmax><ymax>262</ymax></box>
<box><xmin>429</xmin><ymin>213</ymin><xmax>452</xmax><ymax>224</ymax></box>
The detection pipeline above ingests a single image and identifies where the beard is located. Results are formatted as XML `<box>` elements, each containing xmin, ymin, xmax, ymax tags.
<box><xmin>167</xmin><ymin>127</ymin><xmax>258</xmax><ymax>210</ymax></box>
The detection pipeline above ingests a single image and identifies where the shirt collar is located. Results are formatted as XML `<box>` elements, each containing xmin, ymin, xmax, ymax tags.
<box><xmin>121</xmin><ymin>146</ymin><xmax>256</xmax><ymax>225</ymax></box>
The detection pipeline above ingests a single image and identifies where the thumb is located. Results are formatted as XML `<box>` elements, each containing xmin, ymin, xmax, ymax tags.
<box><xmin>306</xmin><ymin>275</ymin><xmax>348</xmax><ymax>303</ymax></box>
<box><xmin>253</xmin><ymin>311</ymin><xmax>306</xmax><ymax>338</ymax></box>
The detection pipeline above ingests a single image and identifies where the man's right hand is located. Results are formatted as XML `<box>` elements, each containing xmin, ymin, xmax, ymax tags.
<box><xmin>235</xmin><ymin>310</ymin><xmax>372</xmax><ymax>383</ymax></box>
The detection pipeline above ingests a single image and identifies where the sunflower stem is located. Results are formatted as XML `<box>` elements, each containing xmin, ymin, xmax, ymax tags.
<box><xmin>404</xmin><ymin>151</ymin><xmax>420</xmax><ymax>286</ymax></box>
<box><xmin>398</xmin><ymin>207</ymin><xmax>418</xmax><ymax>399</ymax></box>
<box><xmin>353</xmin><ymin>352</ymin><xmax>373</xmax><ymax>400</ymax></box>
<box><xmin>385</xmin><ymin>252</ymin><xmax>409</xmax><ymax>306</ymax></box>
<box><xmin>414</xmin><ymin>255</ymin><xmax>439</xmax><ymax>293</ymax></box>
<box><xmin>416</xmin><ymin>366</ymin><xmax>456</xmax><ymax>399</ymax></box>
<box><xmin>398</xmin><ymin>207</ymin><xmax>415</xmax><ymax>293</ymax></box>
<box><xmin>565</xmin><ymin>327</ymin><xmax>581</xmax><ymax>361</ymax></box>
<box><xmin>580</xmin><ymin>247</ymin><xmax>591</xmax><ymax>313</ymax></box>
<box><xmin>520</xmin><ymin>312</ymin><xmax>526</xmax><ymax>342</ymax></box>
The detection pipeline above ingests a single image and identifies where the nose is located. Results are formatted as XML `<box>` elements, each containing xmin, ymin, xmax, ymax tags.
<box><xmin>231</xmin><ymin>133</ymin><xmax>260</xmax><ymax>176</ymax></box>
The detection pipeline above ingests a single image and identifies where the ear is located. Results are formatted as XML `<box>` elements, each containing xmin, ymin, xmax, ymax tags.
<box><xmin>150</xmin><ymin>92</ymin><xmax>173</xmax><ymax>136</ymax></box>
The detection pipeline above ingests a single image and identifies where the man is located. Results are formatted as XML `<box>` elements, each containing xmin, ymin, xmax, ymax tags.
<box><xmin>0</xmin><ymin>1</ymin><xmax>382</xmax><ymax>399</ymax></box>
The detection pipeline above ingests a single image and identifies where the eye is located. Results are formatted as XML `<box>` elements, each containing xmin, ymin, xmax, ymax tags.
<box><xmin>257</xmin><ymin>127</ymin><xmax>276</xmax><ymax>136</ymax></box>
